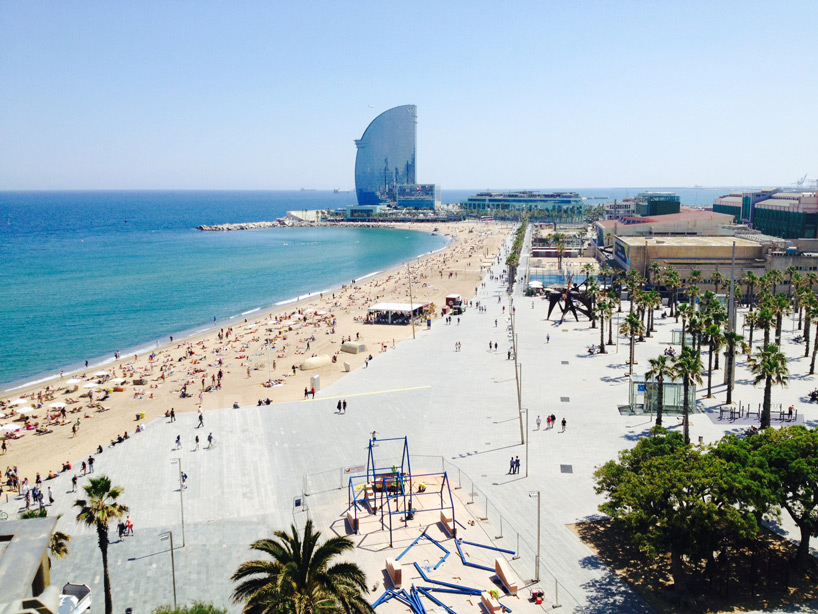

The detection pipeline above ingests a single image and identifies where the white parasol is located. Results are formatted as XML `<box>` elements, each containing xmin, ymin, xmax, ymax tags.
<box><xmin>65</xmin><ymin>378</ymin><xmax>82</xmax><ymax>385</ymax></box>
<box><xmin>16</xmin><ymin>406</ymin><xmax>34</xmax><ymax>414</ymax></box>
<box><xmin>82</xmin><ymin>383</ymin><xmax>99</xmax><ymax>389</ymax></box>
<box><xmin>9</xmin><ymin>398</ymin><xmax>28</xmax><ymax>406</ymax></box>
<box><xmin>49</xmin><ymin>401</ymin><xmax>67</xmax><ymax>408</ymax></box>
<box><xmin>0</xmin><ymin>424</ymin><xmax>19</xmax><ymax>432</ymax></box>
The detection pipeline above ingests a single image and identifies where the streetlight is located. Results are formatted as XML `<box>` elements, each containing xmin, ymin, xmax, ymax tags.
<box><xmin>171</xmin><ymin>458</ymin><xmax>185</xmax><ymax>547</ymax></box>
<box><xmin>159</xmin><ymin>531</ymin><xmax>177</xmax><ymax>608</ymax></box>
<box><xmin>529</xmin><ymin>491</ymin><xmax>541</xmax><ymax>582</ymax></box>
<box><xmin>523</xmin><ymin>408</ymin><xmax>529</xmax><ymax>478</ymax></box>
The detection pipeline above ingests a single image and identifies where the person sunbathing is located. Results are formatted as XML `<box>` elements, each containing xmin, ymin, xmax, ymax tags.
<box><xmin>47</xmin><ymin>470</ymin><xmax>58</xmax><ymax>479</ymax></box>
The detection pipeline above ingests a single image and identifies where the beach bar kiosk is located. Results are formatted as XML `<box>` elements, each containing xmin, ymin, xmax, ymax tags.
<box><xmin>367</xmin><ymin>302</ymin><xmax>428</xmax><ymax>325</ymax></box>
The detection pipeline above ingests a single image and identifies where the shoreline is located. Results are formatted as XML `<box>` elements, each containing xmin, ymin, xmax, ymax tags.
<box><xmin>0</xmin><ymin>221</ymin><xmax>511</xmax><ymax>481</ymax></box>
<box><xmin>1</xmin><ymin>227</ymin><xmax>451</xmax><ymax>393</ymax></box>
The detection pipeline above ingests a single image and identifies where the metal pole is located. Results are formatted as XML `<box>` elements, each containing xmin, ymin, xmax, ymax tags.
<box><xmin>408</xmin><ymin>264</ymin><xmax>416</xmax><ymax>340</ymax></box>
<box><xmin>536</xmin><ymin>491</ymin><xmax>541</xmax><ymax>582</ymax></box>
<box><xmin>169</xmin><ymin>532</ymin><xmax>177</xmax><ymax>608</ymax></box>
<box><xmin>525</xmin><ymin>409</ymin><xmax>529</xmax><ymax>478</ymax></box>
<box><xmin>173</xmin><ymin>459</ymin><xmax>186</xmax><ymax>548</ymax></box>
<box><xmin>726</xmin><ymin>241</ymin><xmax>736</xmax><ymax>387</ymax></box>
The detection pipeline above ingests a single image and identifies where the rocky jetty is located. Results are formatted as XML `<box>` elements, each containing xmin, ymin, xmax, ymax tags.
<box><xmin>197</xmin><ymin>219</ymin><xmax>311</xmax><ymax>231</ymax></box>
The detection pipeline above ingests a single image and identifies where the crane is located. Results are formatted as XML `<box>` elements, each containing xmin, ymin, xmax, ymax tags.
<box><xmin>796</xmin><ymin>174</ymin><xmax>808</xmax><ymax>188</ymax></box>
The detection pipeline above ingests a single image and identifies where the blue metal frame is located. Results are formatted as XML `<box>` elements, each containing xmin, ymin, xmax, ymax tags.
<box><xmin>459</xmin><ymin>539</ymin><xmax>516</xmax><ymax>556</ymax></box>
<box><xmin>454</xmin><ymin>539</ymin><xmax>495</xmax><ymax>572</ymax></box>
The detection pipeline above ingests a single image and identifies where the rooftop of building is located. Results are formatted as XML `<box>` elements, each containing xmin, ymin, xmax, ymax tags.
<box><xmin>465</xmin><ymin>191</ymin><xmax>581</xmax><ymax>199</ymax></box>
<box><xmin>596</xmin><ymin>208</ymin><xmax>733</xmax><ymax>229</ymax></box>
<box><xmin>0</xmin><ymin>517</ymin><xmax>57</xmax><ymax>601</ymax></box>
<box><xmin>616</xmin><ymin>235</ymin><xmax>763</xmax><ymax>248</ymax></box>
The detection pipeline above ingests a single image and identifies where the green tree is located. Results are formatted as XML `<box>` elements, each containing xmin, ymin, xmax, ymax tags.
<box><xmin>232</xmin><ymin>520</ymin><xmax>371</xmax><ymax>614</ymax></box>
<box><xmin>754</xmin><ymin>306</ymin><xmax>775</xmax><ymax>349</ymax></box>
<box><xmin>74</xmin><ymin>476</ymin><xmax>129</xmax><ymax>614</ymax></box>
<box><xmin>595</xmin><ymin>299</ymin><xmax>611</xmax><ymax>353</ymax></box>
<box><xmin>771</xmin><ymin>292</ymin><xmax>791</xmax><ymax>346</ymax></box>
<box><xmin>664</xmin><ymin>266</ymin><xmax>681</xmax><ymax>318</ymax></box>
<box><xmin>646</xmin><ymin>354</ymin><xmax>674</xmax><ymax>427</ymax></box>
<box><xmin>674</xmin><ymin>346</ymin><xmax>703</xmax><ymax>445</ymax></box>
<box><xmin>594</xmin><ymin>431</ymin><xmax>759</xmax><ymax>595</ymax></box>
<box><xmin>747</xmin><ymin>344</ymin><xmax>789</xmax><ymax>429</ymax></box>
<box><xmin>749</xmin><ymin>426</ymin><xmax>818</xmax><ymax>569</ymax></box>
<box><xmin>742</xmin><ymin>271</ymin><xmax>759</xmax><ymax>309</ymax></box>
<box><xmin>711</xmin><ymin>271</ymin><xmax>726</xmax><ymax>295</ymax></box>
<box><xmin>687</xmin><ymin>284</ymin><xmax>702</xmax><ymax>312</ymax></box>
<box><xmin>744</xmin><ymin>310</ymin><xmax>756</xmax><ymax>356</ymax></box>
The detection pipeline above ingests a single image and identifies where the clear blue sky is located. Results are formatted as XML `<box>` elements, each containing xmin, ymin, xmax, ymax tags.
<box><xmin>2</xmin><ymin>1</ymin><xmax>816</xmax><ymax>190</ymax></box>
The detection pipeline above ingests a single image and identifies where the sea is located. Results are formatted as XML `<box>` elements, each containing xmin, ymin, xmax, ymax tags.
<box><xmin>0</xmin><ymin>186</ymin><xmax>744</xmax><ymax>390</ymax></box>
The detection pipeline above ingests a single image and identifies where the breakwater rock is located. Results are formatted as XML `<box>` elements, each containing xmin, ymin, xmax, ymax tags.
<box><xmin>197</xmin><ymin>219</ymin><xmax>311</xmax><ymax>231</ymax></box>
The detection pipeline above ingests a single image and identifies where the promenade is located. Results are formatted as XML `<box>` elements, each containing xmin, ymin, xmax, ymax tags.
<box><xmin>9</xmin><ymin>235</ymin><xmax>818</xmax><ymax>613</ymax></box>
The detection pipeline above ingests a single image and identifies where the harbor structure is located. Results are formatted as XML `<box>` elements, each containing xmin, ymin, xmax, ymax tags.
<box><xmin>633</xmin><ymin>192</ymin><xmax>680</xmax><ymax>217</ymax></box>
<box><xmin>354</xmin><ymin>105</ymin><xmax>417</xmax><ymax>206</ymax></box>
<box><xmin>713</xmin><ymin>189</ymin><xmax>818</xmax><ymax>239</ymax></box>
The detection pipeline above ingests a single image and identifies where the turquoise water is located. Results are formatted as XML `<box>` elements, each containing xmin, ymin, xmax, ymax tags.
<box><xmin>0</xmin><ymin>191</ymin><xmax>447</xmax><ymax>388</ymax></box>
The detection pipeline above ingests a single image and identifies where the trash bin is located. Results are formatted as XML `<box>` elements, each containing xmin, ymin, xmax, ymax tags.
<box><xmin>310</xmin><ymin>374</ymin><xmax>320</xmax><ymax>392</ymax></box>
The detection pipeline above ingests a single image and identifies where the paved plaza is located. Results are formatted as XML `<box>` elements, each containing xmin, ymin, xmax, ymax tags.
<box><xmin>6</xmin><ymin>236</ymin><xmax>818</xmax><ymax>613</ymax></box>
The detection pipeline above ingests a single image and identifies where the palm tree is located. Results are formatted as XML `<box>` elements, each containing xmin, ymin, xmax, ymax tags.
<box><xmin>744</xmin><ymin>311</ymin><xmax>756</xmax><ymax>356</ymax></box>
<box><xmin>646</xmin><ymin>354</ymin><xmax>674</xmax><ymax>426</ymax></box>
<box><xmin>806</xmin><ymin>297</ymin><xmax>818</xmax><ymax>358</ymax></box>
<box><xmin>748</xmin><ymin>345</ymin><xmax>789</xmax><ymax>429</ymax></box>
<box><xmin>689</xmin><ymin>269</ymin><xmax>703</xmax><ymax>287</ymax></box>
<box><xmin>664</xmin><ymin>267</ymin><xmax>681</xmax><ymax>318</ymax></box>
<box><xmin>767</xmin><ymin>269</ymin><xmax>784</xmax><ymax>296</ymax></box>
<box><xmin>723</xmin><ymin>331</ymin><xmax>744</xmax><ymax>404</ymax></box>
<box><xmin>556</xmin><ymin>241</ymin><xmax>566</xmax><ymax>270</ymax></box>
<box><xmin>807</xmin><ymin>271</ymin><xmax>818</xmax><ymax>291</ymax></box>
<box><xmin>754</xmin><ymin>307</ymin><xmax>775</xmax><ymax>349</ymax></box>
<box><xmin>701</xmin><ymin>324</ymin><xmax>723</xmax><ymax>398</ymax></box>
<box><xmin>595</xmin><ymin>299</ymin><xmax>611</xmax><ymax>353</ymax></box>
<box><xmin>648</xmin><ymin>262</ymin><xmax>662</xmax><ymax>287</ymax></box>
<box><xmin>711</xmin><ymin>271</ymin><xmax>726</xmax><ymax>295</ymax></box>
<box><xmin>771</xmin><ymin>293</ymin><xmax>791</xmax><ymax>346</ymax></box>
<box><xmin>674</xmin><ymin>346</ymin><xmax>703</xmax><ymax>445</ymax></box>
<box><xmin>742</xmin><ymin>271</ymin><xmax>759</xmax><ymax>309</ymax></box>
<box><xmin>622</xmin><ymin>311</ymin><xmax>645</xmax><ymax>375</ymax></box>
<box><xmin>786</xmin><ymin>265</ymin><xmax>797</xmax><ymax>297</ymax></box>
<box><xmin>678</xmin><ymin>302</ymin><xmax>694</xmax><ymax>349</ymax></box>
<box><xmin>232</xmin><ymin>520</ymin><xmax>371</xmax><ymax>614</ymax></box>
<box><xmin>687</xmin><ymin>284</ymin><xmax>702</xmax><ymax>312</ymax></box>
<box><xmin>624</xmin><ymin>271</ymin><xmax>644</xmax><ymax>313</ymax></box>
<box><xmin>74</xmin><ymin>476</ymin><xmax>129</xmax><ymax>614</ymax></box>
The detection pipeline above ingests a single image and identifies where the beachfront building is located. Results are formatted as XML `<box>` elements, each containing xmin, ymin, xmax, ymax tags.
<box><xmin>396</xmin><ymin>184</ymin><xmax>441</xmax><ymax>209</ymax></box>
<box><xmin>354</xmin><ymin>105</ymin><xmax>417</xmax><ymax>206</ymax></box>
<box><xmin>594</xmin><ymin>208</ymin><xmax>735</xmax><ymax>246</ymax></box>
<box><xmin>612</xmin><ymin>235</ymin><xmax>766</xmax><ymax>282</ymax></box>
<box><xmin>602</xmin><ymin>199</ymin><xmax>636</xmax><ymax>220</ymax></box>
<box><xmin>713</xmin><ymin>189</ymin><xmax>818</xmax><ymax>239</ymax></box>
<box><xmin>633</xmin><ymin>192</ymin><xmax>680</xmax><ymax>217</ymax></box>
<box><xmin>461</xmin><ymin>191</ymin><xmax>585</xmax><ymax>220</ymax></box>
<box><xmin>345</xmin><ymin>204</ymin><xmax>386</xmax><ymax>219</ymax></box>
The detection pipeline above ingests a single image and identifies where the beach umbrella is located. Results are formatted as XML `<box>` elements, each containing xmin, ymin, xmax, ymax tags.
<box><xmin>0</xmin><ymin>413</ymin><xmax>5</xmax><ymax>419</ymax></box>
<box><xmin>94</xmin><ymin>371</ymin><xmax>111</xmax><ymax>377</ymax></box>
<box><xmin>49</xmin><ymin>401</ymin><xmax>67</xmax><ymax>408</ymax></box>
<box><xmin>65</xmin><ymin>378</ymin><xmax>82</xmax><ymax>384</ymax></box>
<box><xmin>16</xmin><ymin>406</ymin><xmax>34</xmax><ymax>414</ymax></box>
<box><xmin>9</xmin><ymin>398</ymin><xmax>28</xmax><ymax>406</ymax></box>
<box><xmin>82</xmin><ymin>383</ymin><xmax>99</xmax><ymax>389</ymax></box>
<box><xmin>0</xmin><ymin>424</ymin><xmax>19</xmax><ymax>431</ymax></box>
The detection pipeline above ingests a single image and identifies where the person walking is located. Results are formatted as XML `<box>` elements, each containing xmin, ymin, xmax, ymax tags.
<box><xmin>170</xmin><ymin>407</ymin><xmax>176</xmax><ymax>422</ymax></box>
<box><xmin>197</xmin><ymin>409</ymin><xmax>204</xmax><ymax>428</ymax></box>
<box><xmin>509</xmin><ymin>456</ymin><xmax>514</xmax><ymax>474</ymax></box>
<box><xmin>561</xmin><ymin>417</ymin><xmax>567</xmax><ymax>432</ymax></box>
<box><xmin>81</xmin><ymin>461</ymin><xmax>87</xmax><ymax>475</ymax></box>
<box><xmin>181</xmin><ymin>472</ymin><xmax>188</xmax><ymax>489</ymax></box>
<box><xmin>342</xmin><ymin>399</ymin><xmax>347</xmax><ymax>414</ymax></box>
<box><xmin>207</xmin><ymin>432</ymin><xmax>214</xmax><ymax>448</ymax></box>
<box><xmin>175</xmin><ymin>435</ymin><xmax>182</xmax><ymax>450</ymax></box>
<box><xmin>1</xmin><ymin>440</ymin><xmax>6</xmax><ymax>455</ymax></box>
<box><xmin>194</xmin><ymin>435</ymin><xmax>200</xmax><ymax>451</ymax></box>
<box><xmin>88</xmin><ymin>456</ymin><xmax>95</xmax><ymax>473</ymax></box>
<box><xmin>336</xmin><ymin>400</ymin><xmax>342</xmax><ymax>414</ymax></box>
<box><xmin>71</xmin><ymin>474</ymin><xmax>78</xmax><ymax>492</ymax></box>
<box><xmin>546</xmin><ymin>334</ymin><xmax>550</xmax><ymax>344</ymax></box>
<box><xmin>515</xmin><ymin>456</ymin><xmax>520</xmax><ymax>474</ymax></box>
<box><xmin>48</xmin><ymin>487</ymin><xmax>54</xmax><ymax>506</ymax></box>
<box><xmin>536</xmin><ymin>415</ymin><xmax>541</xmax><ymax>430</ymax></box>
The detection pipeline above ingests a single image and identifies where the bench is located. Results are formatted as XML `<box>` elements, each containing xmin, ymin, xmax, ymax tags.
<box><xmin>385</xmin><ymin>557</ymin><xmax>402</xmax><ymax>588</ymax></box>
<box><xmin>495</xmin><ymin>558</ymin><xmax>518</xmax><ymax>596</ymax></box>
<box><xmin>480</xmin><ymin>591</ymin><xmax>502</xmax><ymax>613</ymax></box>
<box><xmin>440</xmin><ymin>510</ymin><xmax>455</xmax><ymax>537</ymax></box>
<box><xmin>345</xmin><ymin>510</ymin><xmax>358</xmax><ymax>534</ymax></box>
<box><xmin>365</xmin><ymin>484</ymin><xmax>375</xmax><ymax>511</ymax></box>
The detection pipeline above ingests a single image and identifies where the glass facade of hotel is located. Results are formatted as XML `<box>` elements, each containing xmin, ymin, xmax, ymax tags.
<box><xmin>355</xmin><ymin>105</ymin><xmax>417</xmax><ymax>206</ymax></box>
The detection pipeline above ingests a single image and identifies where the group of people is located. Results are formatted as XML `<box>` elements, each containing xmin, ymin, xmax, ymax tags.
<box><xmin>535</xmin><ymin>414</ymin><xmax>564</xmax><ymax>431</ymax></box>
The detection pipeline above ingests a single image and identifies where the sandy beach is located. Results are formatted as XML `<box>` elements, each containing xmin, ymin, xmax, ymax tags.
<box><xmin>0</xmin><ymin>221</ymin><xmax>511</xmax><ymax>483</ymax></box>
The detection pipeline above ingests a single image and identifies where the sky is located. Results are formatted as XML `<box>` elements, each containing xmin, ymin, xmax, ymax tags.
<box><xmin>1</xmin><ymin>1</ymin><xmax>817</xmax><ymax>190</ymax></box>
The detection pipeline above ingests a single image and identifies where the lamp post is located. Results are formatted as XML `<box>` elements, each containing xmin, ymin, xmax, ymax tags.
<box><xmin>529</xmin><ymin>491</ymin><xmax>541</xmax><ymax>582</ymax></box>
<box><xmin>171</xmin><ymin>458</ymin><xmax>185</xmax><ymax>547</ymax></box>
<box><xmin>407</xmin><ymin>264</ymin><xmax>416</xmax><ymax>340</ymax></box>
<box><xmin>524</xmin><ymin>408</ymin><xmax>529</xmax><ymax>478</ymax></box>
<box><xmin>159</xmin><ymin>531</ymin><xmax>177</xmax><ymax>608</ymax></box>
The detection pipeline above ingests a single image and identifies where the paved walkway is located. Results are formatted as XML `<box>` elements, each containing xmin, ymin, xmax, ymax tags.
<box><xmin>8</xmin><ymin>235</ymin><xmax>818</xmax><ymax>613</ymax></box>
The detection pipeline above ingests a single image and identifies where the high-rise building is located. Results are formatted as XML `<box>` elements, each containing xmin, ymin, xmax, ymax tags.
<box><xmin>354</xmin><ymin>105</ymin><xmax>417</xmax><ymax>206</ymax></box>
<box><xmin>713</xmin><ymin>189</ymin><xmax>818</xmax><ymax>239</ymax></box>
